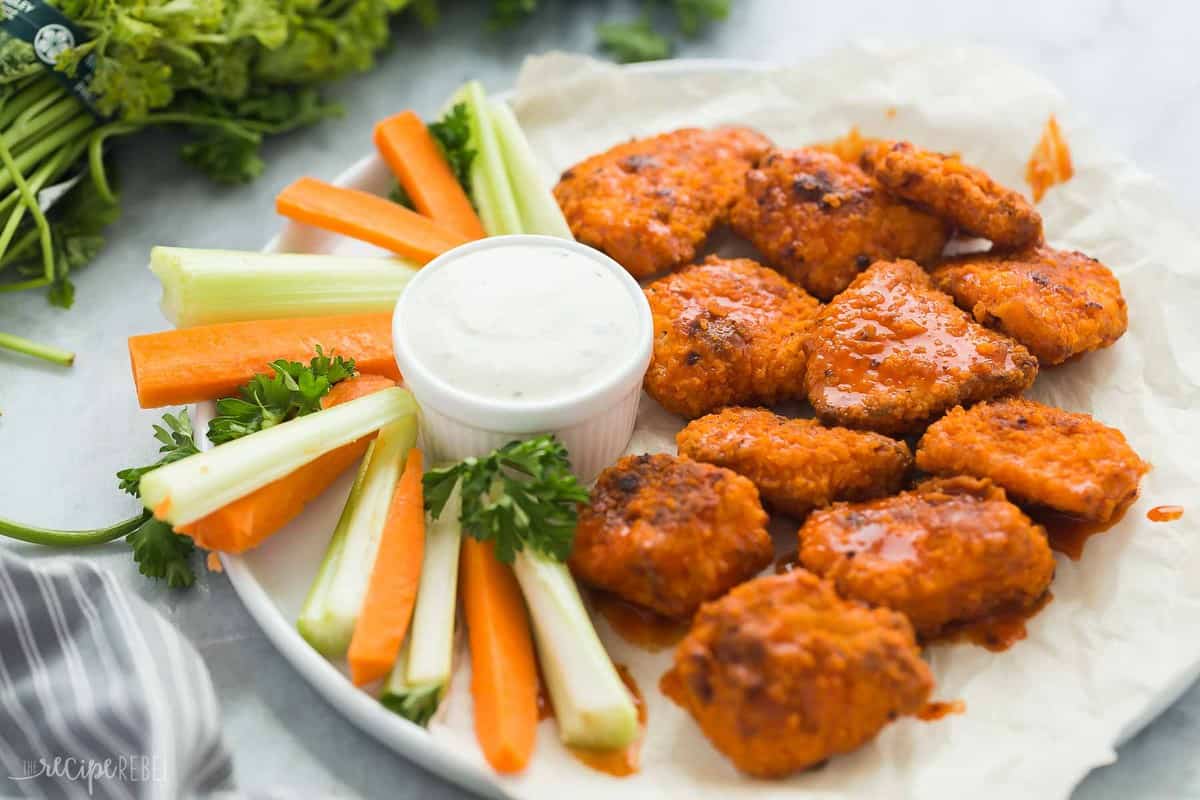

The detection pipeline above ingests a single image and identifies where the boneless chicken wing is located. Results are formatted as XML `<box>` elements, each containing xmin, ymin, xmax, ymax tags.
<box><xmin>932</xmin><ymin>245</ymin><xmax>1128</xmax><ymax>365</ymax></box>
<box><xmin>570</xmin><ymin>454</ymin><xmax>772</xmax><ymax>618</ymax></box>
<box><xmin>729</xmin><ymin>148</ymin><xmax>949</xmax><ymax>299</ymax></box>
<box><xmin>660</xmin><ymin>569</ymin><xmax>933</xmax><ymax>778</ymax></box>
<box><xmin>863</xmin><ymin>140</ymin><xmax>1043</xmax><ymax>248</ymax></box>
<box><xmin>916</xmin><ymin>398</ymin><xmax>1150</xmax><ymax>522</ymax></box>
<box><xmin>554</xmin><ymin>127</ymin><xmax>772</xmax><ymax>278</ymax></box>
<box><xmin>643</xmin><ymin>257</ymin><xmax>821</xmax><ymax>419</ymax></box>
<box><xmin>676</xmin><ymin>407</ymin><xmax>912</xmax><ymax>518</ymax></box>
<box><xmin>799</xmin><ymin>476</ymin><xmax>1056</xmax><ymax>639</ymax></box>
<box><xmin>804</xmin><ymin>259</ymin><xmax>1039</xmax><ymax>434</ymax></box>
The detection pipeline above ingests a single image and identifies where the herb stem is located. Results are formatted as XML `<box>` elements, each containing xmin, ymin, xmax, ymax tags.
<box><xmin>0</xmin><ymin>512</ymin><xmax>147</xmax><ymax>546</ymax></box>
<box><xmin>0</xmin><ymin>331</ymin><xmax>75</xmax><ymax>365</ymax></box>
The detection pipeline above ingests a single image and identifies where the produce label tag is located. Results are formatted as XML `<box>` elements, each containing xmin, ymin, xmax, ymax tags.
<box><xmin>0</xmin><ymin>0</ymin><xmax>101</xmax><ymax>113</ymax></box>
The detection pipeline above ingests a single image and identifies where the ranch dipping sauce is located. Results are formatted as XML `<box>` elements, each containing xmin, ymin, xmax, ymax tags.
<box><xmin>392</xmin><ymin>235</ymin><xmax>653</xmax><ymax>481</ymax></box>
<box><xmin>402</xmin><ymin>241</ymin><xmax>641</xmax><ymax>405</ymax></box>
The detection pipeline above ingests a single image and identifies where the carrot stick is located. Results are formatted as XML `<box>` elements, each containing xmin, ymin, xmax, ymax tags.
<box><xmin>347</xmin><ymin>448</ymin><xmax>425</xmax><ymax>686</ymax></box>
<box><xmin>277</xmin><ymin>177</ymin><xmax>468</xmax><ymax>263</ymax></box>
<box><xmin>461</xmin><ymin>537</ymin><xmax>539</xmax><ymax>773</ymax></box>
<box><xmin>128</xmin><ymin>313</ymin><xmax>400</xmax><ymax>408</ymax></box>
<box><xmin>179</xmin><ymin>375</ymin><xmax>396</xmax><ymax>554</ymax></box>
<box><xmin>374</xmin><ymin>111</ymin><xmax>486</xmax><ymax>242</ymax></box>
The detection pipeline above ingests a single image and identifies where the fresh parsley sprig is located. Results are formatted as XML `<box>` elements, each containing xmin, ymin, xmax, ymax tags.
<box><xmin>207</xmin><ymin>347</ymin><xmax>356</xmax><ymax>444</ymax></box>
<box><xmin>424</xmin><ymin>436</ymin><xmax>590</xmax><ymax>564</ymax></box>
<box><xmin>429</xmin><ymin>103</ymin><xmax>477</xmax><ymax>196</ymax></box>
<box><xmin>1</xmin><ymin>346</ymin><xmax>354</xmax><ymax>589</ymax></box>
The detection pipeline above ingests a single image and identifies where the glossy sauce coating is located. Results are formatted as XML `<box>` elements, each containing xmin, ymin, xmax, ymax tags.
<box><xmin>917</xmin><ymin>398</ymin><xmax>1150</xmax><ymax>522</ymax></box>
<box><xmin>590</xmin><ymin>591</ymin><xmax>689</xmax><ymax>651</ymax></box>
<box><xmin>799</xmin><ymin>476</ymin><xmax>1056</xmax><ymax>639</ymax></box>
<box><xmin>677</xmin><ymin>407</ymin><xmax>912</xmax><ymax>518</ymax></box>
<box><xmin>643</xmin><ymin>257</ymin><xmax>822</xmax><ymax>418</ymax></box>
<box><xmin>571</xmin><ymin>454</ymin><xmax>772</xmax><ymax>618</ymax></box>
<box><xmin>804</xmin><ymin>259</ymin><xmax>1038</xmax><ymax>434</ymax></box>
<box><xmin>554</xmin><ymin>127</ymin><xmax>772</xmax><ymax>278</ymax></box>
<box><xmin>933</xmin><ymin>245</ymin><xmax>1128</xmax><ymax>365</ymax></box>
<box><xmin>730</xmin><ymin>148</ymin><xmax>949</xmax><ymax>299</ymax></box>
<box><xmin>864</xmin><ymin>140</ymin><xmax>1043</xmax><ymax>248</ymax></box>
<box><xmin>660</xmin><ymin>569</ymin><xmax>932</xmax><ymax>778</ymax></box>
<box><xmin>934</xmin><ymin>591</ymin><xmax>1053</xmax><ymax>651</ymax></box>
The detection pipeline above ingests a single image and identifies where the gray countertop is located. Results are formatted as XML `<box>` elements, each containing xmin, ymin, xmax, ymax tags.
<box><xmin>2</xmin><ymin>1</ymin><xmax>1198</xmax><ymax>797</ymax></box>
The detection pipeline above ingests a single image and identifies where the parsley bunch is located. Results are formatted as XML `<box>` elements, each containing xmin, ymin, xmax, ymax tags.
<box><xmin>424</xmin><ymin>436</ymin><xmax>590</xmax><ymax>564</ymax></box>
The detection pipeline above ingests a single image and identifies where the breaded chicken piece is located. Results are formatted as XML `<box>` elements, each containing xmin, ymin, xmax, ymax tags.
<box><xmin>570</xmin><ymin>454</ymin><xmax>772</xmax><ymax>618</ymax></box>
<box><xmin>643</xmin><ymin>256</ymin><xmax>822</xmax><ymax>419</ymax></box>
<box><xmin>916</xmin><ymin>398</ymin><xmax>1150</xmax><ymax>521</ymax></box>
<box><xmin>676</xmin><ymin>407</ymin><xmax>912</xmax><ymax>518</ymax></box>
<box><xmin>729</xmin><ymin>148</ymin><xmax>949</xmax><ymax>299</ymax></box>
<box><xmin>804</xmin><ymin>259</ymin><xmax>1039</xmax><ymax>434</ymax></box>
<box><xmin>810</xmin><ymin>126</ymin><xmax>887</xmax><ymax>165</ymax></box>
<box><xmin>660</xmin><ymin>569</ymin><xmax>933</xmax><ymax>778</ymax></box>
<box><xmin>932</xmin><ymin>244</ymin><xmax>1128</xmax><ymax>365</ymax></box>
<box><xmin>554</xmin><ymin>127</ymin><xmax>772</xmax><ymax>278</ymax></box>
<box><xmin>864</xmin><ymin>140</ymin><xmax>1043</xmax><ymax>248</ymax></box>
<box><xmin>799</xmin><ymin>476</ymin><xmax>1056</xmax><ymax>639</ymax></box>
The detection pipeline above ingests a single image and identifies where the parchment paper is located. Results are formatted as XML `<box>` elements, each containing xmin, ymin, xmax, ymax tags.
<box><xmin>428</xmin><ymin>44</ymin><xmax>1200</xmax><ymax>800</ymax></box>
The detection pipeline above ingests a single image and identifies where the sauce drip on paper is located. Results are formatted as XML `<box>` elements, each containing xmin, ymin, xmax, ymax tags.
<box><xmin>935</xmin><ymin>592</ymin><xmax>1053</xmax><ymax>652</ymax></box>
<box><xmin>1028</xmin><ymin>495</ymin><xmax>1135</xmax><ymax>560</ymax></box>
<box><xmin>1147</xmin><ymin>505</ymin><xmax>1184</xmax><ymax>522</ymax></box>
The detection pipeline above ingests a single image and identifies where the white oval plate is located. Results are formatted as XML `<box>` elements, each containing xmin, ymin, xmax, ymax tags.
<box><xmin>205</xmin><ymin>54</ymin><xmax>1200</xmax><ymax>800</ymax></box>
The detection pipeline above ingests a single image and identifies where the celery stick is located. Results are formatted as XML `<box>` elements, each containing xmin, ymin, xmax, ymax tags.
<box><xmin>298</xmin><ymin>441</ymin><xmax>376</xmax><ymax>657</ymax></box>
<box><xmin>513</xmin><ymin>551</ymin><xmax>638</xmax><ymax>749</ymax></box>
<box><xmin>297</xmin><ymin>416</ymin><xmax>418</xmax><ymax>658</ymax></box>
<box><xmin>455</xmin><ymin>81</ymin><xmax>522</xmax><ymax>236</ymax></box>
<box><xmin>381</xmin><ymin>481</ymin><xmax>462</xmax><ymax>724</ymax></box>
<box><xmin>150</xmin><ymin>247</ymin><xmax>418</xmax><ymax>328</ymax></box>
<box><xmin>380</xmin><ymin>637</ymin><xmax>442</xmax><ymax>725</ymax></box>
<box><xmin>488</xmin><ymin>101</ymin><xmax>573</xmax><ymax>240</ymax></box>
<box><xmin>140</xmin><ymin>387</ymin><xmax>416</xmax><ymax>527</ymax></box>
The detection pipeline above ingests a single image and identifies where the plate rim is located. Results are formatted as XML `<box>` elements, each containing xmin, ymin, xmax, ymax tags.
<box><xmin>213</xmin><ymin>54</ymin><xmax>1197</xmax><ymax>796</ymax></box>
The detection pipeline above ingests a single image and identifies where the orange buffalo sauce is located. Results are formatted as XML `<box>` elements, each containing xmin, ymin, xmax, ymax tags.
<box><xmin>591</xmin><ymin>592</ymin><xmax>688</xmax><ymax>651</ymax></box>
<box><xmin>935</xmin><ymin>592</ymin><xmax>1053</xmax><ymax>652</ymax></box>
<box><xmin>564</xmin><ymin>665</ymin><xmax>647</xmax><ymax>778</ymax></box>
<box><xmin>918</xmin><ymin>699</ymin><xmax>966</xmax><ymax>721</ymax></box>
<box><xmin>1148</xmin><ymin>505</ymin><xmax>1184</xmax><ymax>522</ymax></box>
<box><xmin>1028</xmin><ymin>495</ymin><xmax>1135</xmax><ymax>560</ymax></box>
<box><xmin>1026</xmin><ymin>114</ymin><xmax>1074</xmax><ymax>202</ymax></box>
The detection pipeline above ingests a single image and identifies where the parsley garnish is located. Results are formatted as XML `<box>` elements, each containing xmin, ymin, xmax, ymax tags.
<box><xmin>114</xmin><ymin>410</ymin><xmax>202</xmax><ymax>588</ymax></box>
<box><xmin>116</xmin><ymin>411</ymin><xmax>201</xmax><ymax>496</ymax></box>
<box><xmin>428</xmin><ymin>103</ymin><xmax>476</xmax><ymax>197</ymax></box>
<box><xmin>424</xmin><ymin>436</ymin><xmax>589</xmax><ymax>564</ymax></box>
<box><xmin>207</xmin><ymin>347</ymin><xmax>356</xmax><ymax>445</ymax></box>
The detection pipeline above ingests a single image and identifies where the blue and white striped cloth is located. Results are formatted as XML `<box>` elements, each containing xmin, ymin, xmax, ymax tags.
<box><xmin>0</xmin><ymin>550</ymin><xmax>233</xmax><ymax>799</ymax></box>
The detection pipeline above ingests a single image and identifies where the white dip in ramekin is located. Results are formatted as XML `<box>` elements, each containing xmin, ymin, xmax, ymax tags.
<box><xmin>392</xmin><ymin>235</ymin><xmax>652</xmax><ymax>480</ymax></box>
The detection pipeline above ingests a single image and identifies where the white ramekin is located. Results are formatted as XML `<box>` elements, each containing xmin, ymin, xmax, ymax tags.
<box><xmin>391</xmin><ymin>235</ymin><xmax>653</xmax><ymax>481</ymax></box>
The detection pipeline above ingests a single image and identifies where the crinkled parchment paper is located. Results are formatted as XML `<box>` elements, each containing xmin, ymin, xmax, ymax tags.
<box><xmin>427</xmin><ymin>44</ymin><xmax>1200</xmax><ymax>800</ymax></box>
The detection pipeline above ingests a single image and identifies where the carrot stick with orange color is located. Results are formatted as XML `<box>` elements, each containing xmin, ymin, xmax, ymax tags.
<box><xmin>374</xmin><ymin>111</ymin><xmax>485</xmax><ymax>241</ymax></box>
<box><xmin>128</xmin><ymin>313</ymin><xmax>400</xmax><ymax>408</ymax></box>
<box><xmin>179</xmin><ymin>374</ymin><xmax>395</xmax><ymax>554</ymax></box>
<box><xmin>346</xmin><ymin>448</ymin><xmax>426</xmax><ymax>686</ymax></box>
<box><xmin>276</xmin><ymin>177</ymin><xmax>468</xmax><ymax>263</ymax></box>
<box><xmin>458</xmin><ymin>538</ymin><xmax>540</xmax><ymax>772</ymax></box>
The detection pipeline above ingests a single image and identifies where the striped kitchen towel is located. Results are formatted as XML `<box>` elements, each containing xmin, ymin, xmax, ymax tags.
<box><xmin>0</xmin><ymin>550</ymin><xmax>233</xmax><ymax>800</ymax></box>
